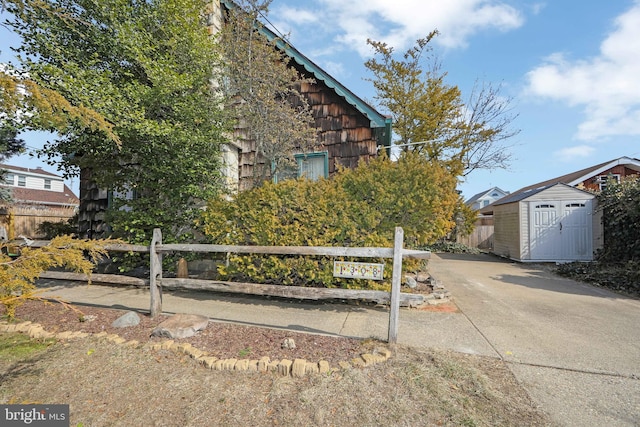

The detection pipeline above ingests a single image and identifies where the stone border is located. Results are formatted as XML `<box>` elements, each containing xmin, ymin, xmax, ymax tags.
<box><xmin>0</xmin><ymin>320</ymin><xmax>393</xmax><ymax>378</ymax></box>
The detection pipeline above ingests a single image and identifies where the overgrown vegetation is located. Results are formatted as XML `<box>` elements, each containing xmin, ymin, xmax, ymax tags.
<box><xmin>555</xmin><ymin>177</ymin><xmax>640</xmax><ymax>298</ymax></box>
<box><xmin>425</xmin><ymin>241</ymin><xmax>481</xmax><ymax>254</ymax></box>
<box><xmin>36</xmin><ymin>215</ymin><xmax>78</xmax><ymax>239</ymax></box>
<box><xmin>4</xmin><ymin>0</ymin><xmax>228</xmax><ymax>244</ymax></box>
<box><xmin>0</xmin><ymin>236</ymin><xmax>111</xmax><ymax>319</ymax></box>
<box><xmin>596</xmin><ymin>177</ymin><xmax>640</xmax><ymax>262</ymax></box>
<box><xmin>555</xmin><ymin>260</ymin><xmax>640</xmax><ymax>297</ymax></box>
<box><xmin>200</xmin><ymin>152</ymin><xmax>460</xmax><ymax>289</ymax></box>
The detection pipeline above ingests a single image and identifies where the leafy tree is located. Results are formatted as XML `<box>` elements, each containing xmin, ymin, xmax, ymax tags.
<box><xmin>0</xmin><ymin>123</ymin><xmax>25</xmax><ymax>201</ymax></box>
<box><xmin>365</xmin><ymin>32</ymin><xmax>519</xmax><ymax>177</ymax></box>
<box><xmin>0</xmin><ymin>124</ymin><xmax>25</xmax><ymax>161</ymax></box>
<box><xmin>0</xmin><ymin>235</ymin><xmax>112</xmax><ymax>320</ymax></box>
<box><xmin>3</xmin><ymin>0</ymin><xmax>228</xmax><ymax>243</ymax></box>
<box><xmin>216</xmin><ymin>0</ymin><xmax>317</xmax><ymax>188</ymax></box>
<box><xmin>597</xmin><ymin>176</ymin><xmax>640</xmax><ymax>262</ymax></box>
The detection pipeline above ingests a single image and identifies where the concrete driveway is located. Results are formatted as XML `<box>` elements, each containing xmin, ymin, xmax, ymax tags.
<box><xmin>427</xmin><ymin>253</ymin><xmax>640</xmax><ymax>427</ymax></box>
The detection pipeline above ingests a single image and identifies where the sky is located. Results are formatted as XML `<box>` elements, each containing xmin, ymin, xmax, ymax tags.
<box><xmin>1</xmin><ymin>0</ymin><xmax>640</xmax><ymax>200</ymax></box>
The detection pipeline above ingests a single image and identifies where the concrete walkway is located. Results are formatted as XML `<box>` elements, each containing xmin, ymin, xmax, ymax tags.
<box><xmin>35</xmin><ymin>253</ymin><xmax>640</xmax><ymax>426</ymax></box>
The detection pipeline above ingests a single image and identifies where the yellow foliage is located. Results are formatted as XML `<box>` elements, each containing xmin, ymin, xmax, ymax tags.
<box><xmin>0</xmin><ymin>70</ymin><xmax>120</xmax><ymax>145</ymax></box>
<box><xmin>201</xmin><ymin>152</ymin><xmax>458</xmax><ymax>289</ymax></box>
<box><xmin>0</xmin><ymin>236</ymin><xmax>115</xmax><ymax>320</ymax></box>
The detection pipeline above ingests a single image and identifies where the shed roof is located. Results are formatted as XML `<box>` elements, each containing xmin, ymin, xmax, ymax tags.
<box><xmin>480</xmin><ymin>156</ymin><xmax>640</xmax><ymax>215</ymax></box>
<box><xmin>493</xmin><ymin>182</ymin><xmax>594</xmax><ymax>206</ymax></box>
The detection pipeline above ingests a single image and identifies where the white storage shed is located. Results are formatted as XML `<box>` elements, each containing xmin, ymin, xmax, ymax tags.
<box><xmin>491</xmin><ymin>183</ymin><xmax>603</xmax><ymax>262</ymax></box>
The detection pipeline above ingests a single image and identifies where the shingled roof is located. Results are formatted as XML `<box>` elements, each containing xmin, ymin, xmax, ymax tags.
<box><xmin>7</xmin><ymin>186</ymin><xmax>79</xmax><ymax>207</ymax></box>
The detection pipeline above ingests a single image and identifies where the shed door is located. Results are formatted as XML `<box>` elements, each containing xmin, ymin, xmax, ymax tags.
<box><xmin>530</xmin><ymin>203</ymin><xmax>561</xmax><ymax>260</ymax></box>
<box><xmin>529</xmin><ymin>200</ymin><xmax>593</xmax><ymax>261</ymax></box>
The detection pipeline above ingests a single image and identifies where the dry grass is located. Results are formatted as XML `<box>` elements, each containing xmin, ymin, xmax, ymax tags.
<box><xmin>0</xmin><ymin>333</ymin><xmax>551</xmax><ymax>427</ymax></box>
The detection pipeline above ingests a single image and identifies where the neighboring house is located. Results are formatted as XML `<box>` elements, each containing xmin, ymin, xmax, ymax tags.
<box><xmin>457</xmin><ymin>187</ymin><xmax>508</xmax><ymax>250</ymax></box>
<box><xmin>465</xmin><ymin>187</ymin><xmax>509</xmax><ymax>211</ymax></box>
<box><xmin>78</xmin><ymin>1</ymin><xmax>392</xmax><ymax>237</ymax></box>
<box><xmin>216</xmin><ymin>0</ymin><xmax>391</xmax><ymax>192</ymax></box>
<box><xmin>0</xmin><ymin>164</ymin><xmax>79</xmax><ymax>239</ymax></box>
<box><xmin>482</xmin><ymin>157</ymin><xmax>640</xmax><ymax>262</ymax></box>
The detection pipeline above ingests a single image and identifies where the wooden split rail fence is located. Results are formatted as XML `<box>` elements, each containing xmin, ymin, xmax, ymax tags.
<box><xmin>36</xmin><ymin>227</ymin><xmax>430</xmax><ymax>344</ymax></box>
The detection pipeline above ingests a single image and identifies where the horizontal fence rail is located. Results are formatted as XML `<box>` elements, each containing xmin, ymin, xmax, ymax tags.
<box><xmin>30</xmin><ymin>227</ymin><xmax>429</xmax><ymax>344</ymax></box>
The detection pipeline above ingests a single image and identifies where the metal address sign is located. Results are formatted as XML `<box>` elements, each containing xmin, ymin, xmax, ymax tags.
<box><xmin>333</xmin><ymin>261</ymin><xmax>385</xmax><ymax>280</ymax></box>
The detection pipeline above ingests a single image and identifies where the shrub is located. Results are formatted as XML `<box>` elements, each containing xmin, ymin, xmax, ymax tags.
<box><xmin>596</xmin><ymin>176</ymin><xmax>640</xmax><ymax>262</ymax></box>
<box><xmin>36</xmin><ymin>215</ymin><xmax>78</xmax><ymax>239</ymax></box>
<box><xmin>200</xmin><ymin>153</ymin><xmax>458</xmax><ymax>288</ymax></box>
<box><xmin>0</xmin><ymin>236</ymin><xmax>112</xmax><ymax>319</ymax></box>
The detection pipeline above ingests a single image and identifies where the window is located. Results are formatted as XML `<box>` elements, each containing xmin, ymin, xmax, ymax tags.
<box><xmin>273</xmin><ymin>152</ymin><xmax>329</xmax><ymax>183</ymax></box>
<box><xmin>17</xmin><ymin>175</ymin><xmax>26</xmax><ymax>187</ymax></box>
<box><xmin>597</xmin><ymin>174</ymin><xmax>619</xmax><ymax>191</ymax></box>
<box><xmin>4</xmin><ymin>173</ymin><xmax>14</xmax><ymax>185</ymax></box>
<box><xmin>483</xmin><ymin>200</ymin><xmax>490</xmax><ymax>207</ymax></box>
<box><xmin>296</xmin><ymin>152</ymin><xmax>328</xmax><ymax>181</ymax></box>
<box><xmin>44</xmin><ymin>179</ymin><xmax>51</xmax><ymax>190</ymax></box>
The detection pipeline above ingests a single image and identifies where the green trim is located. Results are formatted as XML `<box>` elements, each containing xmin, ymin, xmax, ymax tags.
<box><xmin>220</xmin><ymin>0</ymin><xmax>392</xmax><ymax>148</ymax></box>
<box><xmin>295</xmin><ymin>151</ymin><xmax>328</xmax><ymax>179</ymax></box>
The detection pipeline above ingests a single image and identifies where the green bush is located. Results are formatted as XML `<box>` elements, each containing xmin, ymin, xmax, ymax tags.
<box><xmin>596</xmin><ymin>177</ymin><xmax>640</xmax><ymax>262</ymax></box>
<box><xmin>200</xmin><ymin>153</ymin><xmax>459</xmax><ymax>289</ymax></box>
<box><xmin>425</xmin><ymin>241</ymin><xmax>480</xmax><ymax>254</ymax></box>
<box><xmin>36</xmin><ymin>215</ymin><xmax>78</xmax><ymax>239</ymax></box>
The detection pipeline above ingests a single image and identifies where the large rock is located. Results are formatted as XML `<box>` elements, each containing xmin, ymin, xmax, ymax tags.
<box><xmin>151</xmin><ymin>314</ymin><xmax>209</xmax><ymax>339</ymax></box>
<box><xmin>111</xmin><ymin>311</ymin><xmax>141</xmax><ymax>328</ymax></box>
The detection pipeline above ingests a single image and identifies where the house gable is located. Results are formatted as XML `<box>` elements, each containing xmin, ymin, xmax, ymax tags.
<box><xmin>218</xmin><ymin>0</ymin><xmax>392</xmax><ymax>192</ymax></box>
<box><xmin>0</xmin><ymin>164</ymin><xmax>78</xmax><ymax>207</ymax></box>
<box><xmin>465</xmin><ymin>186</ymin><xmax>509</xmax><ymax>210</ymax></box>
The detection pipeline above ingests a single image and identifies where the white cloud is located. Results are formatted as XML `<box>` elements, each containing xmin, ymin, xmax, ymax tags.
<box><xmin>273</xmin><ymin>0</ymin><xmax>524</xmax><ymax>57</ymax></box>
<box><xmin>553</xmin><ymin>145</ymin><xmax>595</xmax><ymax>162</ymax></box>
<box><xmin>525</xmin><ymin>1</ymin><xmax>640</xmax><ymax>141</ymax></box>
<box><xmin>277</xmin><ymin>6</ymin><xmax>318</xmax><ymax>25</ymax></box>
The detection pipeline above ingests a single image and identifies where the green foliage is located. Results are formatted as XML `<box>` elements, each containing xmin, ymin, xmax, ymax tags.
<box><xmin>424</xmin><ymin>241</ymin><xmax>480</xmax><ymax>254</ymax></box>
<box><xmin>36</xmin><ymin>215</ymin><xmax>78</xmax><ymax>239</ymax></box>
<box><xmin>0</xmin><ymin>236</ymin><xmax>113</xmax><ymax>319</ymax></box>
<box><xmin>0</xmin><ymin>332</ymin><xmax>56</xmax><ymax>363</ymax></box>
<box><xmin>596</xmin><ymin>177</ymin><xmax>640</xmax><ymax>262</ymax></box>
<box><xmin>200</xmin><ymin>152</ymin><xmax>458</xmax><ymax>288</ymax></box>
<box><xmin>5</xmin><ymin>0</ymin><xmax>228</xmax><ymax>243</ymax></box>
<box><xmin>0</xmin><ymin>124</ymin><xmax>26</xmax><ymax>161</ymax></box>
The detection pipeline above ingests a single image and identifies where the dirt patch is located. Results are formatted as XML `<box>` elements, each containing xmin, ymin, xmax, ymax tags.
<box><xmin>4</xmin><ymin>300</ymin><xmax>369</xmax><ymax>366</ymax></box>
<box><xmin>417</xmin><ymin>302</ymin><xmax>459</xmax><ymax>313</ymax></box>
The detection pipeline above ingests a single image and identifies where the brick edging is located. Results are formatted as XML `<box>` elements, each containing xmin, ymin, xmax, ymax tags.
<box><xmin>0</xmin><ymin>320</ymin><xmax>393</xmax><ymax>378</ymax></box>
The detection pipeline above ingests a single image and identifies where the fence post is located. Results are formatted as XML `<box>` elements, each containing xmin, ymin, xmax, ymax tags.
<box><xmin>150</xmin><ymin>228</ymin><xmax>163</xmax><ymax>318</ymax></box>
<box><xmin>388</xmin><ymin>227</ymin><xmax>404</xmax><ymax>344</ymax></box>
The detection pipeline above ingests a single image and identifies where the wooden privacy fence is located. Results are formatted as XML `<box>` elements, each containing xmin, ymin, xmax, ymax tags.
<box><xmin>1</xmin><ymin>205</ymin><xmax>77</xmax><ymax>239</ymax></box>
<box><xmin>37</xmin><ymin>227</ymin><xmax>430</xmax><ymax>344</ymax></box>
